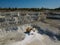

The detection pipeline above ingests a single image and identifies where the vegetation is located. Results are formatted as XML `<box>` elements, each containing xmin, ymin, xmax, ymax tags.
<box><xmin>0</xmin><ymin>7</ymin><xmax>60</xmax><ymax>12</ymax></box>
<box><xmin>0</xmin><ymin>7</ymin><xmax>60</xmax><ymax>11</ymax></box>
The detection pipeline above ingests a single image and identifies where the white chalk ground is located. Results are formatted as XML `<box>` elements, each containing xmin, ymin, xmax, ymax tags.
<box><xmin>5</xmin><ymin>23</ymin><xmax>60</xmax><ymax>45</ymax></box>
<box><xmin>9</xmin><ymin>29</ymin><xmax>45</xmax><ymax>45</ymax></box>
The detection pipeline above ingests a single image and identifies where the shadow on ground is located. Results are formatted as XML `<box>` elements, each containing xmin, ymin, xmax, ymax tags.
<box><xmin>32</xmin><ymin>25</ymin><xmax>60</xmax><ymax>41</ymax></box>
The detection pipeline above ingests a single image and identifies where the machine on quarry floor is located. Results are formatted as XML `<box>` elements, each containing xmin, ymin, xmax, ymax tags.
<box><xmin>25</xmin><ymin>26</ymin><xmax>33</xmax><ymax>33</ymax></box>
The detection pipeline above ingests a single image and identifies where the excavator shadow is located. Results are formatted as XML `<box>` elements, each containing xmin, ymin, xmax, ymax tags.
<box><xmin>32</xmin><ymin>25</ymin><xmax>60</xmax><ymax>41</ymax></box>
